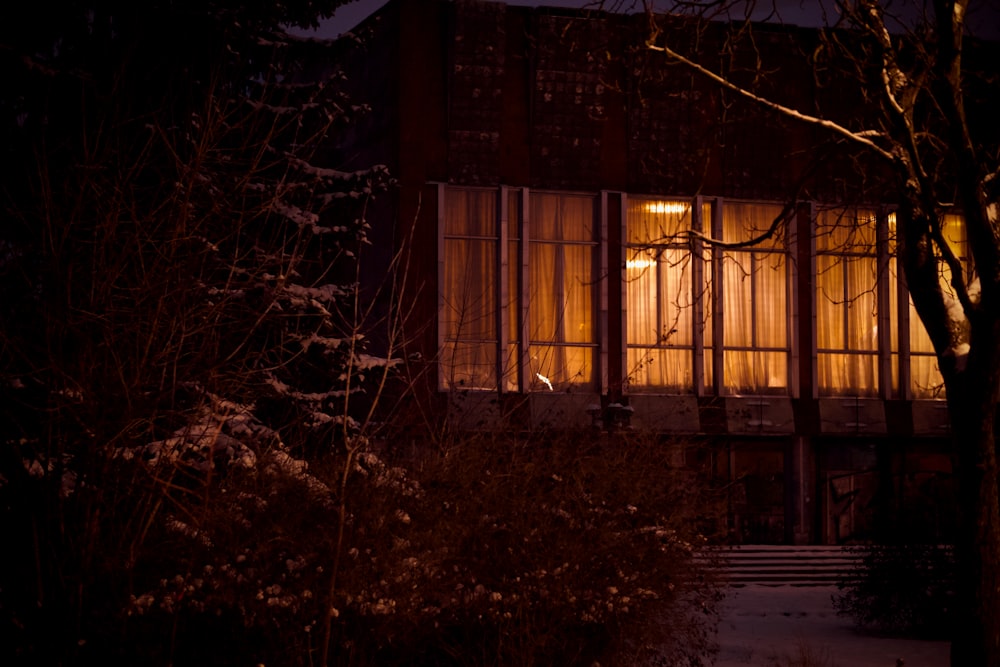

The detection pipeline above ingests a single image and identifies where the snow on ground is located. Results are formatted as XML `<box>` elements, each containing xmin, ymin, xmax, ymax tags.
<box><xmin>715</xmin><ymin>585</ymin><xmax>949</xmax><ymax>667</ymax></box>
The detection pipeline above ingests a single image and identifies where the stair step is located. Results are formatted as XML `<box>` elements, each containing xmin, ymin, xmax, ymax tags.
<box><xmin>697</xmin><ymin>545</ymin><xmax>954</xmax><ymax>587</ymax></box>
<box><xmin>698</xmin><ymin>545</ymin><xmax>862</xmax><ymax>587</ymax></box>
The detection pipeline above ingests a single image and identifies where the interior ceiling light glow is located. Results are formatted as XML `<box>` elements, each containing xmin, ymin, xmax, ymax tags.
<box><xmin>626</xmin><ymin>258</ymin><xmax>657</xmax><ymax>270</ymax></box>
<box><xmin>643</xmin><ymin>201</ymin><xmax>689</xmax><ymax>215</ymax></box>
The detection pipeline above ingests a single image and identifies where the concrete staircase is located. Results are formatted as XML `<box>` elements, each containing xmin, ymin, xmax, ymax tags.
<box><xmin>702</xmin><ymin>545</ymin><xmax>862</xmax><ymax>587</ymax></box>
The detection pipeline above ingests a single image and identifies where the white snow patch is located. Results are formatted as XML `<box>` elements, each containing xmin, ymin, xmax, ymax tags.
<box><xmin>715</xmin><ymin>586</ymin><xmax>948</xmax><ymax>667</ymax></box>
<box><xmin>287</xmin><ymin>157</ymin><xmax>357</xmax><ymax>181</ymax></box>
<box><xmin>166</xmin><ymin>517</ymin><xmax>213</xmax><ymax>548</ymax></box>
<box><xmin>968</xmin><ymin>277</ymin><xmax>981</xmax><ymax>303</ymax></box>
<box><xmin>535</xmin><ymin>372</ymin><xmax>554</xmax><ymax>391</ymax></box>
<box><xmin>943</xmin><ymin>288</ymin><xmax>965</xmax><ymax>322</ymax></box>
<box><xmin>266</xmin><ymin>450</ymin><xmax>333</xmax><ymax>502</ymax></box>
<box><xmin>298</xmin><ymin>333</ymin><xmax>345</xmax><ymax>352</ymax></box>
<box><xmin>351</xmin><ymin>353</ymin><xmax>400</xmax><ymax>370</ymax></box>
<box><xmin>945</xmin><ymin>342</ymin><xmax>971</xmax><ymax>372</ymax></box>
<box><xmin>281</xmin><ymin>283</ymin><xmax>346</xmax><ymax>302</ymax></box>
<box><xmin>272</xmin><ymin>201</ymin><xmax>320</xmax><ymax>227</ymax></box>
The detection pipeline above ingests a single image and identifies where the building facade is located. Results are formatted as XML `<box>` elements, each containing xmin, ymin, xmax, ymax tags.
<box><xmin>338</xmin><ymin>0</ymin><xmax>961</xmax><ymax>545</ymax></box>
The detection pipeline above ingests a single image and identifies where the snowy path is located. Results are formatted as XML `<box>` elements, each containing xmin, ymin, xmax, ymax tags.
<box><xmin>714</xmin><ymin>585</ymin><xmax>949</xmax><ymax>667</ymax></box>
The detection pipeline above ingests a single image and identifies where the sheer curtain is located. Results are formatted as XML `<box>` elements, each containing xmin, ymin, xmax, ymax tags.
<box><xmin>441</xmin><ymin>189</ymin><xmax>497</xmax><ymax>389</ymax></box>
<box><xmin>625</xmin><ymin>198</ymin><xmax>696</xmax><ymax>391</ymax></box>
<box><xmin>909</xmin><ymin>308</ymin><xmax>943</xmax><ymax>398</ymax></box>
<box><xmin>722</xmin><ymin>203</ymin><xmax>788</xmax><ymax>394</ymax></box>
<box><xmin>816</xmin><ymin>256</ymin><xmax>878</xmax><ymax>394</ymax></box>
<box><xmin>815</xmin><ymin>210</ymin><xmax>879</xmax><ymax>396</ymax></box>
<box><xmin>528</xmin><ymin>193</ymin><xmax>595</xmax><ymax>389</ymax></box>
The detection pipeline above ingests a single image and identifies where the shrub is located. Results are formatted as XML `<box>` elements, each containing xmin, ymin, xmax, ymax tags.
<box><xmin>104</xmin><ymin>429</ymin><xmax>726</xmax><ymax>666</ymax></box>
<box><xmin>832</xmin><ymin>542</ymin><xmax>954</xmax><ymax>638</ymax></box>
<box><xmin>371</xmin><ymin>430</ymin><xmax>727</xmax><ymax>667</ymax></box>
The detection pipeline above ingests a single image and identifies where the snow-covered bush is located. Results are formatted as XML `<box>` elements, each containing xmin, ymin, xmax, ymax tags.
<box><xmin>119</xmin><ymin>429</ymin><xmax>725</xmax><ymax>667</ymax></box>
<box><xmin>0</xmin><ymin>3</ymin><xmax>397</xmax><ymax>664</ymax></box>
<box><xmin>340</xmin><ymin>430</ymin><xmax>727</xmax><ymax>667</ymax></box>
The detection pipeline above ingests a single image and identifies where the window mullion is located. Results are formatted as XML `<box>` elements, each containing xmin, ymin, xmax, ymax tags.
<box><xmin>877</xmin><ymin>208</ymin><xmax>892</xmax><ymax>399</ymax></box>
<box><xmin>712</xmin><ymin>199</ymin><xmax>725</xmax><ymax>395</ymax></box>
<box><xmin>692</xmin><ymin>196</ymin><xmax>706</xmax><ymax>396</ymax></box>
<box><xmin>436</xmin><ymin>183</ymin><xmax>447</xmax><ymax>391</ymax></box>
<box><xmin>599</xmin><ymin>192</ymin><xmax>609</xmax><ymax>395</ymax></box>
<box><xmin>620</xmin><ymin>194</ymin><xmax>629</xmax><ymax>393</ymax></box>
<box><xmin>750</xmin><ymin>251</ymin><xmax>759</xmax><ymax>350</ymax></box>
<box><xmin>655</xmin><ymin>246</ymin><xmax>664</xmax><ymax>350</ymax></box>
<box><xmin>787</xmin><ymin>206</ymin><xmax>799</xmax><ymax>398</ymax></box>
<box><xmin>843</xmin><ymin>259</ymin><xmax>850</xmax><ymax>353</ymax></box>
<box><xmin>519</xmin><ymin>188</ymin><xmax>531</xmax><ymax>393</ymax></box>
<box><xmin>809</xmin><ymin>203</ymin><xmax>818</xmax><ymax>400</ymax></box>
<box><xmin>897</xmin><ymin>225</ymin><xmax>913</xmax><ymax>400</ymax></box>
<box><xmin>498</xmin><ymin>186</ymin><xmax>509</xmax><ymax>393</ymax></box>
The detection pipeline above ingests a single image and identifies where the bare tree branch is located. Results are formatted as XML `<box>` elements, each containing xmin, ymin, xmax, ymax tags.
<box><xmin>643</xmin><ymin>32</ymin><xmax>897</xmax><ymax>161</ymax></box>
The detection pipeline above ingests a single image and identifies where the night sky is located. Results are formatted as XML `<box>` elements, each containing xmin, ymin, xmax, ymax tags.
<box><xmin>311</xmin><ymin>0</ymin><xmax>999</xmax><ymax>38</ymax></box>
<box><xmin>314</xmin><ymin>0</ymin><xmax>845</xmax><ymax>37</ymax></box>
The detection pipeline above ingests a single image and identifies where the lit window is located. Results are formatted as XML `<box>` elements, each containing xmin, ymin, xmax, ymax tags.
<box><xmin>440</xmin><ymin>188</ymin><xmax>501</xmax><ymax>390</ymax></box>
<box><xmin>527</xmin><ymin>192</ymin><xmax>597</xmax><ymax>390</ymax></box>
<box><xmin>625</xmin><ymin>197</ymin><xmax>711</xmax><ymax>392</ymax></box>
<box><xmin>721</xmin><ymin>202</ymin><xmax>790</xmax><ymax>394</ymax></box>
<box><xmin>815</xmin><ymin>209</ymin><xmax>879</xmax><ymax>396</ymax></box>
<box><xmin>439</xmin><ymin>187</ymin><xmax>597</xmax><ymax>392</ymax></box>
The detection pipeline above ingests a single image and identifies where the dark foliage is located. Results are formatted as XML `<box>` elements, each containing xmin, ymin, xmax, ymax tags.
<box><xmin>834</xmin><ymin>543</ymin><xmax>955</xmax><ymax>639</ymax></box>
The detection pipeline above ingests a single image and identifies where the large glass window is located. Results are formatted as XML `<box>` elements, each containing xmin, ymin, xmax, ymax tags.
<box><xmin>721</xmin><ymin>202</ymin><xmax>791</xmax><ymax>394</ymax></box>
<box><xmin>439</xmin><ymin>187</ymin><xmax>597</xmax><ymax>392</ymax></box>
<box><xmin>815</xmin><ymin>209</ymin><xmax>879</xmax><ymax>396</ymax></box>
<box><xmin>527</xmin><ymin>192</ymin><xmax>597</xmax><ymax>390</ymax></box>
<box><xmin>440</xmin><ymin>188</ymin><xmax>502</xmax><ymax>390</ymax></box>
<box><xmin>624</xmin><ymin>197</ymin><xmax>712</xmax><ymax>392</ymax></box>
<box><xmin>438</xmin><ymin>186</ymin><xmax>957</xmax><ymax>402</ymax></box>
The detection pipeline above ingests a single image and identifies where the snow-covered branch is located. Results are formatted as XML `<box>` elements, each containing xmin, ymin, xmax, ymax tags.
<box><xmin>644</xmin><ymin>38</ymin><xmax>896</xmax><ymax>162</ymax></box>
<box><xmin>854</xmin><ymin>0</ymin><xmax>908</xmax><ymax>116</ymax></box>
<box><xmin>930</xmin><ymin>218</ymin><xmax>977</xmax><ymax>318</ymax></box>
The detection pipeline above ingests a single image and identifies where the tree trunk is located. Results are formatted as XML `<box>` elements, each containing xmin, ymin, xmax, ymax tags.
<box><xmin>946</xmin><ymin>341</ymin><xmax>1000</xmax><ymax>666</ymax></box>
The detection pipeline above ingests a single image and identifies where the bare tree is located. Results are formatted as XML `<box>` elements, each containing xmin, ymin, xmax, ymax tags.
<box><xmin>595</xmin><ymin>0</ymin><xmax>999</xmax><ymax>663</ymax></box>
